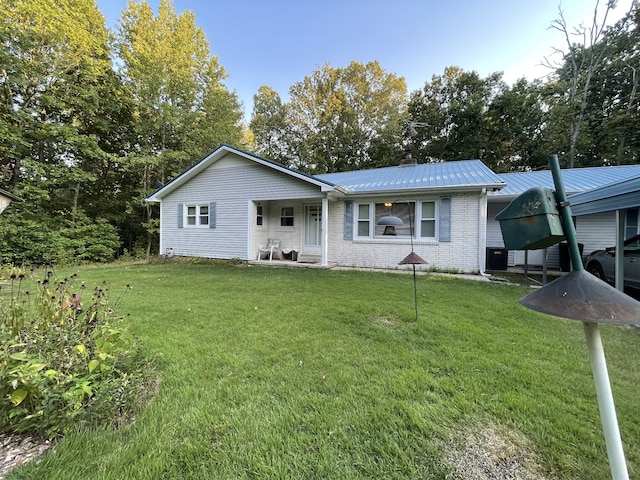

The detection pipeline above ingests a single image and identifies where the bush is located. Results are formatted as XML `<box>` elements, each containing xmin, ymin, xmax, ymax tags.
<box><xmin>0</xmin><ymin>208</ymin><xmax>121</xmax><ymax>265</ymax></box>
<box><xmin>0</xmin><ymin>268</ymin><xmax>156</xmax><ymax>438</ymax></box>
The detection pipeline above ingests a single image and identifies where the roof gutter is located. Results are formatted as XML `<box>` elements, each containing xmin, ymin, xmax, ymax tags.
<box><xmin>338</xmin><ymin>183</ymin><xmax>505</xmax><ymax>198</ymax></box>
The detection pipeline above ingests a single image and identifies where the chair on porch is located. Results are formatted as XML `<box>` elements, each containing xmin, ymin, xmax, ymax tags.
<box><xmin>257</xmin><ymin>238</ymin><xmax>281</xmax><ymax>261</ymax></box>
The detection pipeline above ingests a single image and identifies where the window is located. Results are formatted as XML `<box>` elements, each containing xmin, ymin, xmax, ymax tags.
<box><xmin>280</xmin><ymin>206</ymin><xmax>294</xmax><ymax>227</ymax></box>
<box><xmin>256</xmin><ymin>203</ymin><xmax>264</xmax><ymax>226</ymax></box>
<box><xmin>420</xmin><ymin>201</ymin><xmax>436</xmax><ymax>238</ymax></box>
<box><xmin>374</xmin><ymin>202</ymin><xmax>414</xmax><ymax>237</ymax></box>
<box><xmin>185</xmin><ymin>204</ymin><xmax>209</xmax><ymax>227</ymax></box>
<box><xmin>357</xmin><ymin>204</ymin><xmax>370</xmax><ymax>237</ymax></box>
<box><xmin>354</xmin><ymin>200</ymin><xmax>437</xmax><ymax>239</ymax></box>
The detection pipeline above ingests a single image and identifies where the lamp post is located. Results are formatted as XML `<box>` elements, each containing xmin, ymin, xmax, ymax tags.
<box><xmin>377</xmin><ymin>201</ymin><xmax>428</xmax><ymax>321</ymax></box>
<box><xmin>497</xmin><ymin>154</ymin><xmax>640</xmax><ymax>480</ymax></box>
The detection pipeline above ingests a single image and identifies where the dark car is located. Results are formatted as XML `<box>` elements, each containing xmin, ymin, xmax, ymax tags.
<box><xmin>583</xmin><ymin>234</ymin><xmax>640</xmax><ymax>291</ymax></box>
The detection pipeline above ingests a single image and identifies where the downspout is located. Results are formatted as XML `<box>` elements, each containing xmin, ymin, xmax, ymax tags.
<box><xmin>321</xmin><ymin>196</ymin><xmax>329</xmax><ymax>266</ymax></box>
<box><xmin>478</xmin><ymin>188</ymin><xmax>488</xmax><ymax>275</ymax></box>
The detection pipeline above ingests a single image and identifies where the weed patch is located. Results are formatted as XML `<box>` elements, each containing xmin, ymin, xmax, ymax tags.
<box><xmin>0</xmin><ymin>268</ymin><xmax>156</xmax><ymax>439</ymax></box>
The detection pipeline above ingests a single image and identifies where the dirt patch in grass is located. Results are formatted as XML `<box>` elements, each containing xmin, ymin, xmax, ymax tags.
<box><xmin>445</xmin><ymin>423</ymin><xmax>549</xmax><ymax>480</ymax></box>
<box><xmin>370</xmin><ymin>314</ymin><xmax>405</xmax><ymax>329</ymax></box>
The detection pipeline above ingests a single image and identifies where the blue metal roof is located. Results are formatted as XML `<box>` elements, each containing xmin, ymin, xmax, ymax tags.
<box><xmin>316</xmin><ymin>160</ymin><xmax>505</xmax><ymax>194</ymax></box>
<box><xmin>491</xmin><ymin>164</ymin><xmax>640</xmax><ymax>197</ymax></box>
<box><xmin>569</xmin><ymin>175</ymin><xmax>640</xmax><ymax>216</ymax></box>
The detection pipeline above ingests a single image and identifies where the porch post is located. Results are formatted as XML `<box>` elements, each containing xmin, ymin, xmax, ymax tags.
<box><xmin>615</xmin><ymin>209</ymin><xmax>625</xmax><ymax>291</ymax></box>
<box><xmin>321</xmin><ymin>196</ymin><xmax>329</xmax><ymax>266</ymax></box>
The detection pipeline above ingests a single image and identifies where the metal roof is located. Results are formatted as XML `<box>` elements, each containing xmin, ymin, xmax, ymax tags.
<box><xmin>491</xmin><ymin>164</ymin><xmax>640</xmax><ymax>198</ymax></box>
<box><xmin>316</xmin><ymin>160</ymin><xmax>505</xmax><ymax>194</ymax></box>
<box><xmin>569</xmin><ymin>175</ymin><xmax>640</xmax><ymax>216</ymax></box>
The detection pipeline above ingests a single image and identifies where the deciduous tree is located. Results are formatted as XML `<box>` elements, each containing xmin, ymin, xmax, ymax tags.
<box><xmin>250</xmin><ymin>86</ymin><xmax>290</xmax><ymax>165</ymax></box>
<box><xmin>408</xmin><ymin>67</ymin><xmax>506</xmax><ymax>167</ymax></box>
<box><xmin>285</xmin><ymin>61</ymin><xmax>406</xmax><ymax>173</ymax></box>
<box><xmin>544</xmin><ymin>0</ymin><xmax>631</xmax><ymax>167</ymax></box>
<box><xmin>116</xmin><ymin>0</ymin><xmax>245</xmax><ymax>254</ymax></box>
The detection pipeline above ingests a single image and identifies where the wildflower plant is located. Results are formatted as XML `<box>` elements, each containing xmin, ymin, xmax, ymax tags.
<box><xmin>0</xmin><ymin>267</ymin><xmax>155</xmax><ymax>438</ymax></box>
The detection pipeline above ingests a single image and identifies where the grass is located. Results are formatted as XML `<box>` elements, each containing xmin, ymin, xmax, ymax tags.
<box><xmin>6</xmin><ymin>261</ymin><xmax>640</xmax><ymax>479</ymax></box>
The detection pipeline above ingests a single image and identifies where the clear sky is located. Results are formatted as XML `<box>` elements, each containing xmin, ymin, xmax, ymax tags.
<box><xmin>95</xmin><ymin>0</ymin><xmax>633</xmax><ymax>119</ymax></box>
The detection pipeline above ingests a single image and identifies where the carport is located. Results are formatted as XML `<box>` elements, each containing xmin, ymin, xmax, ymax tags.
<box><xmin>569</xmin><ymin>175</ymin><xmax>640</xmax><ymax>291</ymax></box>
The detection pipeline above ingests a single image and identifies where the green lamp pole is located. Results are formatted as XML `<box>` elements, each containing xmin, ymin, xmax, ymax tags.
<box><xmin>549</xmin><ymin>154</ymin><xmax>629</xmax><ymax>480</ymax></box>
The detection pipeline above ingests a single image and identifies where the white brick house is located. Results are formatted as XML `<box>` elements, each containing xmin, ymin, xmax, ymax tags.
<box><xmin>146</xmin><ymin>144</ymin><xmax>506</xmax><ymax>273</ymax></box>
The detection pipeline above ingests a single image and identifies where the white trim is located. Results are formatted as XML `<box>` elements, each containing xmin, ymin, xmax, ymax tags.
<box><xmin>322</xmin><ymin>197</ymin><xmax>329</xmax><ymax>266</ymax></box>
<box><xmin>246</xmin><ymin>200</ymin><xmax>253</xmax><ymax>261</ymax></box>
<box><xmin>183</xmin><ymin>203</ymin><xmax>210</xmax><ymax>228</ymax></box>
<box><xmin>158</xmin><ymin>201</ymin><xmax>164</xmax><ymax>255</ymax></box>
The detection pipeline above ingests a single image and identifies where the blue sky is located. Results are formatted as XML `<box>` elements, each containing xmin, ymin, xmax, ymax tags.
<box><xmin>95</xmin><ymin>0</ymin><xmax>633</xmax><ymax>118</ymax></box>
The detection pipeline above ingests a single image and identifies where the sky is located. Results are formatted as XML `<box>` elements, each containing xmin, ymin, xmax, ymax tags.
<box><xmin>94</xmin><ymin>0</ymin><xmax>634</xmax><ymax>119</ymax></box>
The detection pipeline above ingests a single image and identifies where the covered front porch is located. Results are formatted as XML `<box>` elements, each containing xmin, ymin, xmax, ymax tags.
<box><xmin>250</xmin><ymin>196</ymin><xmax>330</xmax><ymax>266</ymax></box>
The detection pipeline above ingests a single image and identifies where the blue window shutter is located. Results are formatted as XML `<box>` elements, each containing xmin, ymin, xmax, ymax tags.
<box><xmin>344</xmin><ymin>201</ymin><xmax>354</xmax><ymax>240</ymax></box>
<box><xmin>177</xmin><ymin>204</ymin><xmax>183</xmax><ymax>228</ymax></box>
<box><xmin>209</xmin><ymin>202</ymin><xmax>216</xmax><ymax>228</ymax></box>
<box><xmin>439</xmin><ymin>197</ymin><xmax>451</xmax><ymax>242</ymax></box>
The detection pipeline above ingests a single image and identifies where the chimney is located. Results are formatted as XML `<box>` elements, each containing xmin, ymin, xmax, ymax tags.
<box><xmin>400</xmin><ymin>148</ymin><xmax>416</xmax><ymax>165</ymax></box>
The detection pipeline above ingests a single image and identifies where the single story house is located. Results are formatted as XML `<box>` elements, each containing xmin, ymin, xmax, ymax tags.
<box><xmin>0</xmin><ymin>188</ymin><xmax>23</xmax><ymax>214</ymax></box>
<box><xmin>486</xmin><ymin>165</ymin><xmax>640</xmax><ymax>269</ymax></box>
<box><xmin>146</xmin><ymin>144</ymin><xmax>506</xmax><ymax>273</ymax></box>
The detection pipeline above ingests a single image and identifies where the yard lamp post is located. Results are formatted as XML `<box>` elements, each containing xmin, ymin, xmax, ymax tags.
<box><xmin>497</xmin><ymin>154</ymin><xmax>640</xmax><ymax>480</ymax></box>
<box><xmin>377</xmin><ymin>201</ymin><xmax>428</xmax><ymax>322</ymax></box>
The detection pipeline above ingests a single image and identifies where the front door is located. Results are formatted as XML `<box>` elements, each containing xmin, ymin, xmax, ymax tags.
<box><xmin>304</xmin><ymin>204</ymin><xmax>322</xmax><ymax>256</ymax></box>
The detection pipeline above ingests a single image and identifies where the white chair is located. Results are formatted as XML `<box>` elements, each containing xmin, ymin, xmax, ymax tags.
<box><xmin>257</xmin><ymin>238</ymin><xmax>281</xmax><ymax>261</ymax></box>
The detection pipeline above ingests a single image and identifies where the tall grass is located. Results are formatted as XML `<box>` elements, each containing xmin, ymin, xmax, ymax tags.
<box><xmin>7</xmin><ymin>262</ymin><xmax>640</xmax><ymax>479</ymax></box>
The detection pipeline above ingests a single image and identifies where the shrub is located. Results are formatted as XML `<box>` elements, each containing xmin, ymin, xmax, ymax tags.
<box><xmin>0</xmin><ymin>269</ymin><xmax>156</xmax><ymax>438</ymax></box>
<box><xmin>0</xmin><ymin>208</ymin><xmax>121</xmax><ymax>265</ymax></box>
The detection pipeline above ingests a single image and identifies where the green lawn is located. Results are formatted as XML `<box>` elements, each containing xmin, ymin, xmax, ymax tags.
<box><xmin>8</xmin><ymin>261</ymin><xmax>640</xmax><ymax>479</ymax></box>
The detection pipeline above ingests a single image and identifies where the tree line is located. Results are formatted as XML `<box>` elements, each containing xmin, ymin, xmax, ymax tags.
<box><xmin>1</xmin><ymin>0</ymin><xmax>638</xmax><ymax>264</ymax></box>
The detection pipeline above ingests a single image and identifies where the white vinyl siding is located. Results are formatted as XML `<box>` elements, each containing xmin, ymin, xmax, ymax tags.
<box><xmin>159</xmin><ymin>153</ymin><xmax>324</xmax><ymax>259</ymax></box>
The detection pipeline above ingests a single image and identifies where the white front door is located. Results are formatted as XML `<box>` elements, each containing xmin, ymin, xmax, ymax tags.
<box><xmin>303</xmin><ymin>204</ymin><xmax>322</xmax><ymax>255</ymax></box>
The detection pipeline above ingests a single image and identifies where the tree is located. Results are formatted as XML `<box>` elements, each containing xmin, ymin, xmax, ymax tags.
<box><xmin>284</xmin><ymin>61</ymin><xmax>407</xmax><ymax>173</ymax></box>
<box><xmin>545</xmin><ymin>0</ymin><xmax>631</xmax><ymax>167</ymax></box>
<box><xmin>0</xmin><ymin>0</ymin><xmax>112</xmax><ymax>200</ymax></box>
<box><xmin>484</xmin><ymin>79</ymin><xmax>549</xmax><ymax>171</ymax></box>
<box><xmin>0</xmin><ymin>0</ymin><xmax>125</xmax><ymax>263</ymax></box>
<box><xmin>116</xmin><ymin>0</ymin><xmax>245</xmax><ymax>255</ymax></box>
<box><xmin>250</xmin><ymin>86</ymin><xmax>290</xmax><ymax>165</ymax></box>
<box><xmin>407</xmin><ymin>67</ymin><xmax>506</xmax><ymax>166</ymax></box>
<box><xmin>583</xmin><ymin>4</ymin><xmax>640</xmax><ymax>165</ymax></box>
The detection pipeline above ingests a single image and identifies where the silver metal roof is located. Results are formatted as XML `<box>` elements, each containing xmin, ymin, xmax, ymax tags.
<box><xmin>316</xmin><ymin>160</ymin><xmax>505</xmax><ymax>194</ymax></box>
<box><xmin>491</xmin><ymin>165</ymin><xmax>640</xmax><ymax>198</ymax></box>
